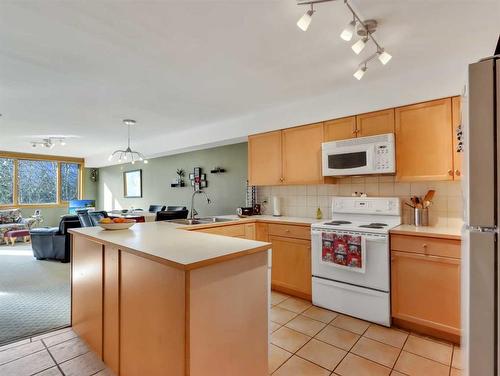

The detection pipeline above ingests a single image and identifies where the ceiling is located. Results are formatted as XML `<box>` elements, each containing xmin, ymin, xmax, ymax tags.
<box><xmin>0</xmin><ymin>0</ymin><xmax>498</xmax><ymax>167</ymax></box>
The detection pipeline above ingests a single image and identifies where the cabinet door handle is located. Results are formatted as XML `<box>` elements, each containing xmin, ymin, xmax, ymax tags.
<box><xmin>455</xmin><ymin>169</ymin><xmax>461</xmax><ymax>176</ymax></box>
<box><xmin>352</xmin><ymin>122</ymin><xmax>357</xmax><ymax>135</ymax></box>
<box><xmin>448</xmin><ymin>170</ymin><xmax>453</xmax><ymax>176</ymax></box>
<box><xmin>280</xmin><ymin>177</ymin><xmax>284</xmax><ymax>182</ymax></box>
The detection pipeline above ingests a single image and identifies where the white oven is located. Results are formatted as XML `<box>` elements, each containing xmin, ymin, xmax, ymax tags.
<box><xmin>322</xmin><ymin>133</ymin><xmax>395</xmax><ymax>176</ymax></box>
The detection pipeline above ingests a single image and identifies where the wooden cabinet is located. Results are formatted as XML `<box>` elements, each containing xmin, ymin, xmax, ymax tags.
<box><xmin>248</xmin><ymin>131</ymin><xmax>282</xmax><ymax>186</ymax></box>
<box><xmin>391</xmin><ymin>234</ymin><xmax>461</xmax><ymax>342</ymax></box>
<box><xmin>395</xmin><ymin>98</ymin><xmax>454</xmax><ymax>181</ymax></box>
<box><xmin>270</xmin><ymin>235</ymin><xmax>312</xmax><ymax>300</ymax></box>
<box><xmin>356</xmin><ymin>109</ymin><xmax>395</xmax><ymax>137</ymax></box>
<box><xmin>452</xmin><ymin>96</ymin><xmax>463</xmax><ymax>179</ymax></box>
<box><xmin>324</xmin><ymin>116</ymin><xmax>356</xmax><ymax>141</ymax></box>
<box><xmin>196</xmin><ymin>223</ymin><xmax>256</xmax><ymax>240</ymax></box>
<box><xmin>282</xmin><ymin>123</ymin><xmax>325</xmax><ymax>185</ymax></box>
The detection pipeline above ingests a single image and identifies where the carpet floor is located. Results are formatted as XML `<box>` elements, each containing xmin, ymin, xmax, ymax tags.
<box><xmin>0</xmin><ymin>243</ymin><xmax>70</xmax><ymax>345</ymax></box>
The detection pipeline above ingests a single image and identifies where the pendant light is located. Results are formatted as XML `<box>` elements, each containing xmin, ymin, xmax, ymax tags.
<box><xmin>108</xmin><ymin>119</ymin><xmax>148</xmax><ymax>164</ymax></box>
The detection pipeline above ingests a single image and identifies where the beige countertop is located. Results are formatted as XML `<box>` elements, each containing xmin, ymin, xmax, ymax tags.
<box><xmin>390</xmin><ymin>223</ymin><xmax>463</xmax><ymax>240</ymax></box>
<box><xmin>70</xmin><ymin>221</ymin><xmax>271</xmax><ymax>270</ymax></box>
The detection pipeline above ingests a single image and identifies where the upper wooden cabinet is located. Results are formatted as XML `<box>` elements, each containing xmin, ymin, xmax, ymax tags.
<box><xmin>452</xmin><ymin>96</ymin><xmax>463</xmax><ymax>180</ymax></box>
<box><xmin>395</xmin><ymin>98</ymin><xmax>454</xmax><ymax>181</ymax></box>
<box><xmin>282</xmin><ymin>123</ymin><xmax>325</xmax><ymax>185</ymax></box>
<box><xmin>248</xmin><ymin>131</ymin><xmax>283</xmax><ymax>186</ymax></box>
<box><xmin>324</xmin><ymin>116</ymin><xmax>356</xmax><ymax>141</ymax></box>
<box><xmin>356</xmin><ymin>109</ymin><xmax>395</xmax><ymax>138</ymax></box>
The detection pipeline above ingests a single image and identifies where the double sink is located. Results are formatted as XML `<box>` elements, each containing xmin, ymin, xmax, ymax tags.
<box><xmin>168</xmin><ymin>217</ymin><xmax>236</xmax><ymax>226</ymax></box>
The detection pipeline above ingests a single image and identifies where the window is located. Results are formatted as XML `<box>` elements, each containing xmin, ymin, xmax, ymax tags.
<box><xmin>61</xmin><ymin>162</ymin><xmax>80</xmax><ymax>202</ymax></box>
<box><xmin>0</xmin><ymin>154</ymin><xmax>83</xmax><ymax>207</ymax></box>
<box><xmin>17</xmin><ymin>160</ymin><xmax>58</xmax><ymax>204</ymax></box>
<box><xmin>0</xmin><ymin>158</ymin><xmax>14</xmax><ymax>205</ymax></box>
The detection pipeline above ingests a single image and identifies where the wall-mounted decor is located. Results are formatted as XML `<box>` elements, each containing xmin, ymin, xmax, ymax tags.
<box><xmin>210</xmin><ymin>167</ymin><xmax>226</xmax><ymax>174</ymax></box>
<box><xmin>90</xmin><ymin>168</ymin><xmax>98</xmax><ymax>182</ymax></box>
<box><xmin>189</xmin><ymin>167</ymin><xmax>207</xmax><ymax>190</ymax></box>
<box><xmin>171</xmin><ymin>168</ymin><xmax>186</xmax><ymax>187</ymax></box>
<box><xmin>123</xmin><ymin>169</ymin><xmax>142</xmax><ymax>198</ymax></box>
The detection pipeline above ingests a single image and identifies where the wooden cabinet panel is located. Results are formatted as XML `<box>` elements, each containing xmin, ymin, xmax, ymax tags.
<box><xmin>282</xmin><ymin>123</ymin><xmax>324</xmax><ymax>184</ymax></box>
<box><xmin>356</xmin><ymin>109</ymin><xmax>395</xmax><ymax>137</ymax></box>
<box><xmin>452</xmin><ymin>96</ymin><xmax>462</xmax><ymax>180</ymax></box>
<box><xmin>103</xmin><ymin>246</ymin><xmax>120</xmax><ymax>374</ymax></box>
<box><xmin>244</xmin><ymin>223</ymin><xmax>256</xmax><ymax>240</ymax></box>
<box><xmin>248</xmin><ymin>131</ymin><xmax>282</xmax><ymax>186</ymax></box>
<box><xmin>391</xmin><ymin>250</ymin><xmax>460</xmax><ymax>336</ymax></box>
<box><xmin>71</xmin><ymin>237</ymin><xmax>103</xmax><ymax>357</ymax></box>
<box><xmin>270</xmin><ymin>235</ymin><xmax>311</xmax><ymax>299</ymax></box>
<box><xmin>255</xmin><ymin>223</ymin><xmax>269</xmax><ymax>242</ymax></box>
<box><xmin>395</xmin><ymin>98</ymin><xmax>453</xmax><ymax>181</ymax></box>
<box><xmin>268</xmin><ymin>223</ymin><xmax>311</xmax><ymax>240</ymax></box>
<box><xmin>391</xmin><ymin>234</ymin><xmax>461</xmax><ymax>259</ymax></box>
<box><xmin>197</xmin><ymin>224</ymin><xmax>246</xmax><ymax>238</ymax></box>
<box><xmin>324</xmin><ymin>116</ymin><xmax>356</xmax><ymax>141</ymax></box>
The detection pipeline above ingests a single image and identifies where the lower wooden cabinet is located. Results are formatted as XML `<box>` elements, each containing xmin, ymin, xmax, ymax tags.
<box><xmin>390</xmin><ymin>234</ymin><xmax>461</xmax><ymax>341</ymax></box>
<box><xmin>270</xmin><ymin>235</ymin><xmax>312</xmax><ymax>300</ymax></box>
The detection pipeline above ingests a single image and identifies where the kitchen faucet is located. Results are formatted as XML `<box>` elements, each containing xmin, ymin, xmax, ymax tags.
<box><xmin>190</xmin><ymin>189</ymin><xmax>212</xmax><ymax>219</ymax></box>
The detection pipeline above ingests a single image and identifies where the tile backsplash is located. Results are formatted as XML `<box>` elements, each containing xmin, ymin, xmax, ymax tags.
<box><xmin>256</xmin><ymin>176</ymin><xmax>463</xmax><ymax>227</ymax></box>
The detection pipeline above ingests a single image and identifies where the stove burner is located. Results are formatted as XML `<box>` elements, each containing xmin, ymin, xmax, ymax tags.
<box><xmin>325</xmin><ymin>220</ymin><xmax>352</xmax><ymax>226</ymax></box>
<box><xmin>368</xmin><ymin>222</ymin><xmax>388</xmax><ymax>226</ymax></box>
<box><xmin>359</xmin><ymin>224</ymin><xmax>385</xmax><ymax>229</ymax></box>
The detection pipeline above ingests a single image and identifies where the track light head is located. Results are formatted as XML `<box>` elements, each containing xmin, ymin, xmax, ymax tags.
<box><xmin>353</xmin><ymin>65</ymin><xmax>367</xmax><ymax>80</ymax></box>
<box><xmin>378</xmin><ymin>50</ymin><xmax>392</xmax><ymax>65</ymax></box>
<box><xmin>297</xmin><ymin>5</ymin><xmax>315</xmax><ymax>31</ymax></box>
<box><xmin>351</xmin><ymin>37</ymin><xmax>367</xmax><ymax>55</ymax></box>
<box><xmin>340</xmin><ymin>20</ymin><xmax>356</xmax><ymax>41</ymax></box>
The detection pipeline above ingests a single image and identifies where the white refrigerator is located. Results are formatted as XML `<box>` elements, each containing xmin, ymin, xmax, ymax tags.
<box><xmin>463</xmin><ymin>54</ymin><xmax>500</xmax><ymax>375</ymax></box>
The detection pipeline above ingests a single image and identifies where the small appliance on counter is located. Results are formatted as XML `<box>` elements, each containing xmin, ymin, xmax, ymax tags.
<box><xmin>236</xmin><ymin>207</ymin><xmax>254</xmax><ymax>217</ymax></box>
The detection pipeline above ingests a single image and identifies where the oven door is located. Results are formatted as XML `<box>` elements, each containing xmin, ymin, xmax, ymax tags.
<box><xmin>311</xmin><ymin>229</ymin><xmax>389</xmax><ymax>292</ymax></box>
<box><xmin>322</xmin><ymin>143</ymin><xmax>375</xmax><ymax>176</ymax></box>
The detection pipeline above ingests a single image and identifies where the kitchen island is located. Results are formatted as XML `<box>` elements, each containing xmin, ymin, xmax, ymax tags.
<box><xmin>69</xmin><ymin>221</ymin><xmax>271</xmax><ymax>376</ymax></box>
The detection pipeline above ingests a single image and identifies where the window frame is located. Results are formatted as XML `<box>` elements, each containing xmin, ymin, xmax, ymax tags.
<box><xmin>0</xmin><ymin>151</ymin><xmax>84</xmax><ymax>208</ymax></box>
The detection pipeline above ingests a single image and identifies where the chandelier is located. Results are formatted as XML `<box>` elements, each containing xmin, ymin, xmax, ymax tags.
<box><xmin>108</xmin><ymin>119</ymin><xmax>148</xmax><ymax>164</ymax></box>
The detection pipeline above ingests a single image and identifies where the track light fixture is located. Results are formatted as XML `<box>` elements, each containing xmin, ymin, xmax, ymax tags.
<box><xmin>297</xmin><ymin>4</ymin><xmax>315</xmax><ymax>31</ymax></box>
<box><xmin>296</xmin><ymin>0</ymin><xmax>392</xmax><ymax>80</ymax></box>
<box><xmin>30</xmin><ymin>137</ymin><xmax>67</xmax><ymax>148</ymax></box>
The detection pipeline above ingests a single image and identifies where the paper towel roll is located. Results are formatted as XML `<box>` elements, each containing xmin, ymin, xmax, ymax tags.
<box><xmin>272</xmin><ymin>196</ymin><xmax>281</xmax><ymax>217</ymax></box>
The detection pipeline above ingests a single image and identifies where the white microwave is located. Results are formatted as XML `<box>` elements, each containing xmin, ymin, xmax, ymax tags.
<box><xmin>322</xmin><ymin>133</ymin><xmax>395</xmax><ymax>176</ymax></box>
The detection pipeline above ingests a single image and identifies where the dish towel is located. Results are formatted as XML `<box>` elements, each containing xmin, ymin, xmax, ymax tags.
<box><xmin>321</xmin><ymin>232</ymin><xmax>366</xmax><ymax>273</ymax></box>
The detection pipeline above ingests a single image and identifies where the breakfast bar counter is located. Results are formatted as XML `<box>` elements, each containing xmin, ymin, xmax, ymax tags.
<box><xmin>69</xmin><ymin>222</ymin><xmax>271</xmax><ymax>376</ymax></box>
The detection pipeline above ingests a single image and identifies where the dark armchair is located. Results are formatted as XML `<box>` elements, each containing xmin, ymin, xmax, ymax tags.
<box><xmin>149</xmin><ymin>205</ymin><xmax>166</xmax><ymax>213</ymax></box>
<box><xmin>156</xmin><ymin>210</ymin><xmax>189</xmax><ymax>221</ymax></box>
<box><xmin>30</xmin><ymin>215</ymin><xmax>81</xmax><ymax>263</ymax></box>
<box><xmin>77</xmin><ymin>210</ymin><xmax>108</xmax><ymax>227</ymax></box>
<box><xmin>166</xmin><ymin>206</ymin><xmax>187</xmax><ymax>211</ymax></box>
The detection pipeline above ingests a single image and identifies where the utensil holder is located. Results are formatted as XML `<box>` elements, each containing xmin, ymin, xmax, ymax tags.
<box><xmin>411</xmin><ymin>208</ymin><xmax>429</xmax><ymax>226</ymax></box>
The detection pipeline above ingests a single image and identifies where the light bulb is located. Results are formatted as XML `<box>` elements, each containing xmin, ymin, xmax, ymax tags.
<box><xmin>353</xmin><ymin>66</ymin><xmax>367</xmax><ymax>80</ymax></box>
<box><xmin>123</xmin><ymin>154</ymin><xmax>127</xmax><ymax>160</ymax></box>
<box><xmin>378</xmin><ymin>50</ymin><xmax>392</xmax><ymax>65</ymax></box>
<box><xmin>108</xmin><ymin>155</ymin><xmax>113</xmax><ymax>161</ymax></box>
<box><xmin>297</xmin><ymin>9</ymin><xmax>314</xmax><ymax>31</ymax></box>
<box><xmin>131</xmin><ymin>160</ymin><xmax>135</xmax><ymax>165</ymax></box>
<box><xmin>144</xmin><ymin>160</ymin><xmax>148</xmax><ymax>164</ymax></box>
<box><xmin>340</xmin><ymin>20</ymin><xmax>356</xmax><ymax>41</ymax></box>
<box><xmin>351</xmin><ymin>38</ymin><xmax>367</xmax><ymax>55</ymax></box>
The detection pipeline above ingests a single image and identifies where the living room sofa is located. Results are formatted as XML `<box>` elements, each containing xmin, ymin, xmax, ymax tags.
<box><xmin>0</xmin><ymin>208</ymin><xmax>35</xmax><ymax>244</ymax></box>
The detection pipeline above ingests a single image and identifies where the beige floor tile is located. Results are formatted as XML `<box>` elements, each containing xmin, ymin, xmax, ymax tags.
<box><xmin>351</xmin><ymin>337</ymin><xmax>401</xmax><ymax>368</ymax></box>
<box><xmin>302</xmin><ymin>306</ymin><xmax>338</xmax><ymax>324</ymax></box>
<box><xmin>363</xmin><ymin>324</ymin><xmax>408</xmax><ymax>348</ymax></box>
<box><xmin>0</xmin><ymin>350</ymin><xmax>55</xmax><ymax>376</ymax></box>
<box><xmin>450</xmin><ymin>367</ymin><xmax>462</xmax><ymax>376</ymax></box>
<box><xmin>42</xmin><ymin>330</ymin><xmax>78</xmax><ymax>348</ymax></box>
<box><xmin>269</xmin><ymin>344</ymin><xmax>292</xmax><ymax>374</ymax></box>
<box><xmin>0</xmin><ymin>340</ymin><xmax>45</xmax><ymax>365</ymax></box>
<box><xmin>331</xmin><ymin>315</ymin><xmax>370</xmax><ymax>335</ymax></box>
<box><xmin>0</xmin><ymin>338</ymin><xmax>31</xmax><ymax>351</ymax></box>
<box><xmin>48</xmin><ymin>337</ymin><xmax>89</xmax><ymax>364</ymax></box>
<box><xmin>59</xmin><ymin>351</ymin><xmax>105</xmax><ymax>376</ymax></box>
<box><xmin>270</xmin><ymin>306</ymin><xmax>298</xmax><ymax>325</ymax></box>
<box><xmin>452</xmin><ymin>346</ymin><xmax>462</xmax><ymax>369</ymax></box>
<box><xmin>271</xmin><ymin>326</ymin><xmax>311</xmax><ymax>353</ymax></box>
<box><xmin>296</xmin><ymin>338</ymin><xmax>346</xmax><ymax>371</ymax></box>
<box><xmin>394</xmin><ymin>351</ymin><xmax>450</xmax><ymax>376</ymax></box>
<box><xmin>390</xmin><ymin>372</ymin><xmax>406</xmax><ymax>376</ymax></box>
<box><xmin>403</xmin><ymin>335</ymin><xmax>453</xmax><ymax>365</ymax></box>
<box><xmin>93</xmin><ymin>369</ymin><xmax>115</xmax><ymax>376</ymax></box>
<box><xmin>273</xmin><ymin>355</ymin><xmax>330</xmax><ymax>376</ymax></box>
<box><xmin>285</xmin><ymin>315</ymin><xmax>327</xmax><ymax>337</ymax></box>
<box><xmin>31</xmin><ymin>327</ymin><xmax>73</xmax><ymax>342</ymax></box>
<box><xmin>271</xmin><ymin>291</ymin><xmax>290</xmax><ymax>306</ymax></box>
<box><xmin>270</xmin><ymin>322</ymin><xmax>281</xmax><ymax>333</ymax></box>
<box><xmin>335</xmin><ymin>353</ymin><xmax>391</xmax><ymax>376</ymax></box>
<box><xmin>277</xmin><ymin>297</ymin><xmax>312</xmax><ymax>313</ymax></box>
<box><xmin>314</xmin><ymin>325</ymin><xmax>360</xmax><ymax>351</ymax></box>
<box><xmin>36</xmin><ymin>367</ymin><xmax>63</xmax><ymax>376</ymax></box>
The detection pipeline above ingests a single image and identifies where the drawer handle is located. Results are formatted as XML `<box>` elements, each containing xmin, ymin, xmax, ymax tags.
<box><xmin>285</xmin><ymin>229</ymin><xmax>290</xmax><ymax>233</ymax></box>
<box><xmin>423</xmin><ymin>244</ymin><xmax>428</xmax><ymax>254</ymax></box>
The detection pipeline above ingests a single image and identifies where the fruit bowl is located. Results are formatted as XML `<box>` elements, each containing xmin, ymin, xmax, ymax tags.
<box><xmin>99</xmin><ymin>218</ymin><xmax>136</xmax><ymax>230</ymax></box>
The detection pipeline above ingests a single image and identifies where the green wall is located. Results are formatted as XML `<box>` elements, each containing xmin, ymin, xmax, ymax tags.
<box><xmin>96</xmin><ymin>143</ymin><xmax>248</xmax><ymax>217</ymax></box>
<box><xmin>19</xmin><ymin>168</ymin><xmax>98</xmax><ymax>227</ymax></box>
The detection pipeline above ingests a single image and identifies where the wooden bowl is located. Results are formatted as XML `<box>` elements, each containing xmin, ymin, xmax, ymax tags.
<box><xmin>99</xmin><ymin>219</ymin><xmax>136</xmax><ymax>230</ymax></box>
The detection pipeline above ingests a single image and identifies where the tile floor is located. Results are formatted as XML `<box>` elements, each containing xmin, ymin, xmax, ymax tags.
<box><xmin>269</xmin><ymin>291</ymin><xmax>463</xmax><ymax>376</ymax></box>
<box><xmin>0</xmin><ymin>327</ymin><xmax>113</xmax><ymax>376</ymax></box>
<box><xmin>0</xmin><ymin>291</ymin><xmax>463</xmax><ymax>376</ymax></box>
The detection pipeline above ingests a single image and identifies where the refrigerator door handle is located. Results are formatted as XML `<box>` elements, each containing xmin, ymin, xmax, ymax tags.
<box><xmin>466</xmin><ymin>225</ymin><xmax>498</xmax><ymax>233</ymax></box>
